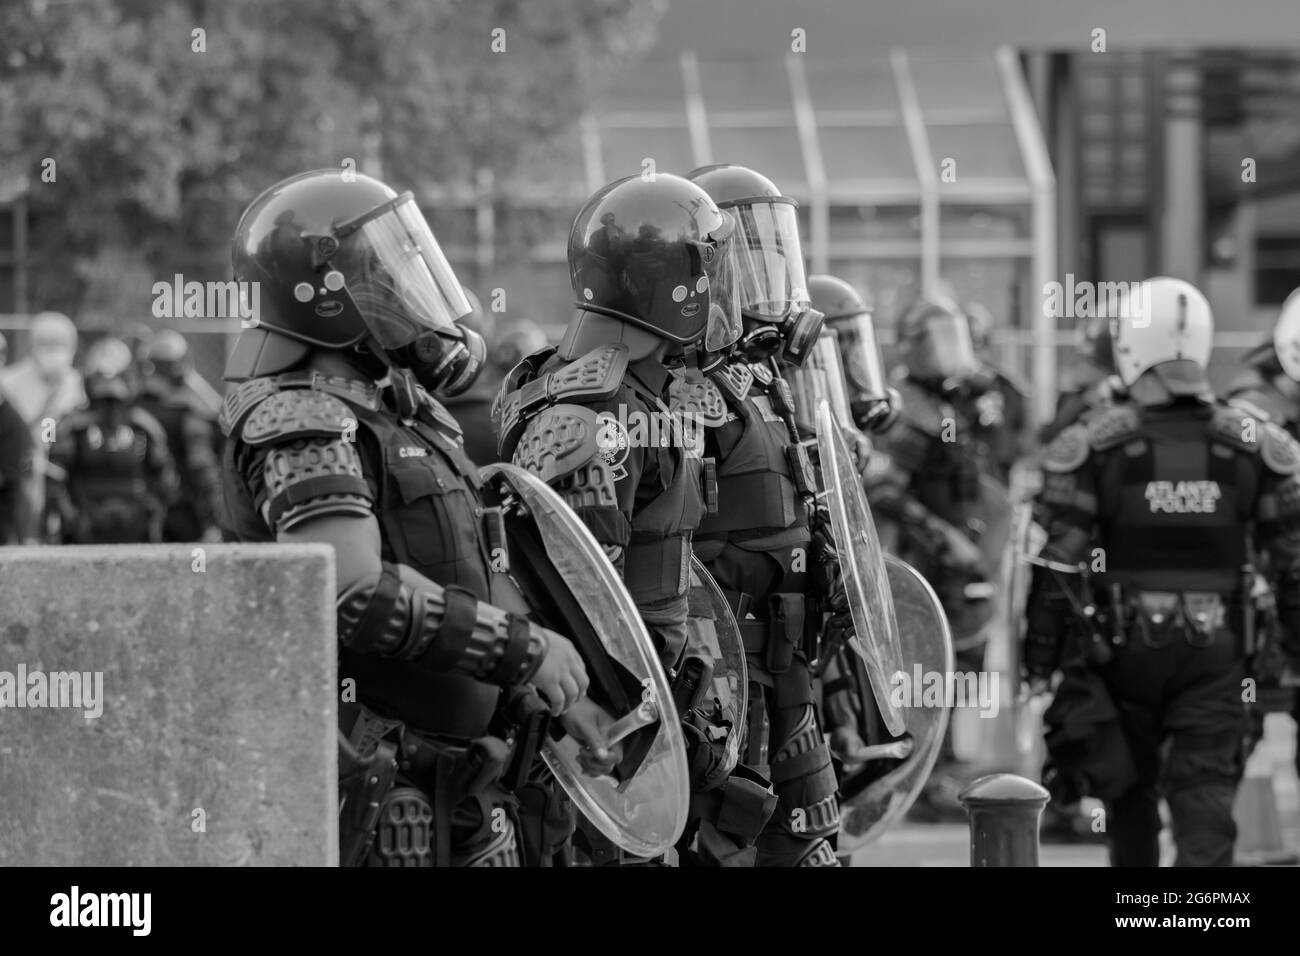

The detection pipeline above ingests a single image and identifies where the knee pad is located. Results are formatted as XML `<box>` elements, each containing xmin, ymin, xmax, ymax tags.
<box><xmin>770</xmin><ymin>705</ymin><xmax>840</xmax><ymax>837</ymax></box>
<box><xmin>371</xmin><ymin>787</ymin><xmax>434</xmax><ymax>867</ymax></box>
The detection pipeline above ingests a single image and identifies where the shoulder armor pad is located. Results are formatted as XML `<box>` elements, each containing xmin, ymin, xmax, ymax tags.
<box><xmin>750</xmin><ymin>363</ymin><xmax>774</xmax><ymax>387</ymax></box>
<box><xmin>709</xmin><ymin>362</ymin><xmax>755</xmax><ymax>403</ymax></box>
<box><xmin>895</xmin><ymin>380</ymin><xmax>945</xmax><ymax>436</ymax></box>
<box><xmin>1086</xmin><ymin>403</ymin><xmax>1142</xmax><ymax>452</ymax></box>
<box><xmin>1042</xmin><ymin>424</ymin><xmax>1090</xmax><ymax>473</ymax></box>
<box><xmin>1208</xmin><ymin>402</ymin><xmax>1260</xmax><ymax>453</ymax></box>
<box><xmin>496</xmin><ymin>345</ymin><xmax>628</xmax><ymax>458</ymax></box>
<box><xmin>240</xmin><ymin>389</ymin><xmax>356</xmax><ymax>446</ymax></box>
<box><xmin>1260</xmin><ymin>420</ymin><xmax>1300</xmax><ymax>475</ymax></box>
<box><xmin>668</xmin><ymin>373</ymin><xmax>728</xmax><ymax>427</ymax></box>
<box><xmin>511</xmin><ymin>404</ymin><xmax>617</xmax><ymax>508</ymax></box>
<box><xmin>220</xmin><ymin>378</ymin><xmax>279</xmax><ymax>437</ymax></box>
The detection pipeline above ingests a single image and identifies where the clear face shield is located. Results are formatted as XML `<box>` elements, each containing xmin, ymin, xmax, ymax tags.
<box><xmin>783</xmin><ymin>330</ymin><xmax>853</xmax><ymax>436</ymax></box>
<box><xmin>729</xmin><ymin>199</ymin><xmax>810</xmax><ymax>322</ymax></box>
<box><xmin>331</xmin><ymin>193</ymin><xmax>472</xmax><ymax>352</ymax></box>
<box><xmin>828</xmin><ymin>313</ymin><xmax>889</xmax><ymax>405</ymax></box>
<box><xmin>692</xmin><ymin>213</ymin><xmax>743</xmax><ymax>354</ymax></box>
<box><xmin>921</xmin><ymin>311</ymin><xmax>978</xmax><ymax>382</ymax></box>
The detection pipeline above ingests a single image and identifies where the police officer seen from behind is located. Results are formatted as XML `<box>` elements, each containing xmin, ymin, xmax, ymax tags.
<box><xmin>137</xmin><ymin>330</ymin><xmax>223</xmax><ymax>541</ymax></box>
<box><xmin>1026</xmin><ymin>277</ymin><xmax>1300</xmax><ymax>867</ymax></box>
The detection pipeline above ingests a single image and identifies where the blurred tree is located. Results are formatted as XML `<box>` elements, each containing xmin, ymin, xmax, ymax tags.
<box><xmin>0</xmin><ymin>0</ymin><xmax>665</xmax><ymax>324</ymax></box>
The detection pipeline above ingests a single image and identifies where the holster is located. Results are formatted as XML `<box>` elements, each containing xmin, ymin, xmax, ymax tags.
<box><xmin>766</xmin><ymin>592</ymin><xmax>805</xmax><ymax>675</ymax></box>
<box><xmin>337</xmin><ymin>730</ymin><xmax>399</xmax><ymax>868</ymax></box>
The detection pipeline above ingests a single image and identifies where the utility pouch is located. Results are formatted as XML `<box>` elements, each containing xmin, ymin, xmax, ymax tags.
<box><xmin>768</xmin><ymin>593</ymin><xmax>804</xmax><ymax>674</ymax></box>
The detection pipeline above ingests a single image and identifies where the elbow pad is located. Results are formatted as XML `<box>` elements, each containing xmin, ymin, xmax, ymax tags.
<box><xmin>337</xmin><ymin>562</ymin><xmax>547</xmax><ymax>687</ymax></box>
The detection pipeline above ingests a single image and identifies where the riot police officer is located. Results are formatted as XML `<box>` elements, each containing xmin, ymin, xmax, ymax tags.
<box><xmin>1227</xmin><ymin>287</ymin><xmax>1300</xmax><ymax>437</ymax></box>
<box><xmin>217</xmin><ymin>169</ymin><xmax>594</xmax><ymax>867</ymax></box>
<box><xmin>868</xmin><ymin>297</ymin><xmax>996</xmax><ymax>818</ymax></box>
<box><xmin>137</xmin><ymin>330</ymin><xmax>222</xmax><ymax>542</ymax></box>
<box><xmin>496</xmin><ymin>172</ymin><xmax>750</xmax><ymax>864</ymax></box>
<box><xmin>679</xmin><ymin>164</ymin><xmax>854</xmax><ymax>866</ymax></box>
<box><xmin>46</xmin><ymin>337</ymin><xmax>177</xmax><ymax>544</ymax></box>
<box><xmin>1026</xmin><ymin>277</ymin><xmax>1300</xmax><ymax>867</ymax></box>
<box><xmin>960</xmin><ymin>301</ymin><xmax>1031</xmax><ymax>483</ymax></box>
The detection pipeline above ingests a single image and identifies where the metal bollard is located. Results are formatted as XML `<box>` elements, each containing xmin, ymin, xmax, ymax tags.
<box><xmin>958</xmin><ymin>773</ymin><xmax>1050</xmax><ymax>867</ymax></box>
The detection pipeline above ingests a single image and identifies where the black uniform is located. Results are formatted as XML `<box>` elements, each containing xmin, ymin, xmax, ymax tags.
<box><xmin>962</xmin><ymin>361</ymin><xmax>1030</xmax><ymax>483</ymax></box>
<box><xmin>220</xmin><ymin>372</ymin><xmax>537</xmax><ymax>866</ymax></box>
<box><xmin>46</xmin><ymin>400</ymin><xmax>176</xmax><ymax>543</ymax></box>
<box><xmin>497</xmin><ymin>344</ymin><xmax>712</xmax><ymax>864</ymax></box>
<box><xmin>138</xmin><ymin>378</ymin><xmax>222</xmax><ymax>541</ymax></box>
<box><xmin>1027</xmin><ymin>398</ymin><xmax>1300</xmax><ymax>866</ymax></box>
<box><xmin>679</xmin><ymin>360</ymin><xmax>840</xmax><ymax>866</ymax></box>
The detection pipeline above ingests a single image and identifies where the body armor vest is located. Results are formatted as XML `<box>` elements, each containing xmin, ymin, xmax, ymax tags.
<box><xmin>221</xmin><ymin>377</ymin><xmax>501</xmax><ymax>737</ymax></box>
<box><xmin>1095</xmin><ymin>406</ymin><xmax>1254</xmax><ymax>593</ymax></box>
<box><xmin>62</xmin><ymin>404</ymin><xmax>164</xmax><ymax>542</ymax></box>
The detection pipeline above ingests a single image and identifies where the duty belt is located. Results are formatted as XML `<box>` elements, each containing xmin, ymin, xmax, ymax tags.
<box><xmin>1101</xmin><ymin>587</ymin><xmax>1233</xmax><ymax>649</ymax></box>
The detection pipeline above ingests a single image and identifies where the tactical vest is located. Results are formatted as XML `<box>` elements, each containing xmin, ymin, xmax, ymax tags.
<box><xmin>1094</xmin><ymin>406</ymin><xmax>1255</xmax><ymax>593</ymax></box>
<box><xmin>64</xmin><ymin>405</ymin><xmax>162</xmax><ymax>542</ymax></box>
<box><xmin>894</xmin><ymin>379</ymin><xmax>983</xmax><ymax>525</ymax></box>
<box><xmin>500</xmin><ymin>349</ymin><xmax>706</xmax><ymax>611</ymax></box>
<box><xmin>221</xmin><ymin>376</ymin><xmax>501</xmax><ymax>738</ymax></box>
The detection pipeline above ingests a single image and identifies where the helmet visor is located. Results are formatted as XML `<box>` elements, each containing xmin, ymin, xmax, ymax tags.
<box><xmin>830</xmin><ymin>313</ymin><xmax>889</xmax><ymax>403</ymax></box>
<box><xmin>924</xmin><ymin>312</ymin><xmax>978</xmax><ymax>380</ymax></box>
<box><xmin>729</xmin><ymin>200</ymin><xmax>809</xmax><ymax>321</ymax></box>
<box><xmin>699</xmin><ymin>219</ymin><xmax>743</xmax><ymax>352</ymax></box>
<box><xmin>333</xmin><ymin>194</ymin><xmax>472</xmax><ymax>350</ymax></box>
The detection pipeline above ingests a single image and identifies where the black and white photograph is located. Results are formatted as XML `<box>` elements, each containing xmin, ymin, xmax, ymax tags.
<box><xmin>0</xmin><ymin>0</ymin><xmax>1298</xmax><ymax>933</ymax></box>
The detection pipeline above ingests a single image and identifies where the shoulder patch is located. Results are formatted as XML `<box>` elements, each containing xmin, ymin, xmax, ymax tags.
<box><xmin>220</xmin><ymin>378</ymin><xmax>279</xmax><ymax>438</ymax></box>
<box><xmin>512</xmin><ymin>403</ymin><xmax>617</xmax><ymax>507</ymax></box>
<box><xmin>241</xmin><ymin>389</ymin><xmax>356</xmax><ymax>446</ymax></box>
<box><xmin>496</xmin><ymin>345</ymin><xmax>628</xmax><ymax>459</ymax></box>
<box><xmin>1260</xmin><ymin>420</ymin><xmax>1300</xmax><ymax>475</ymax></box>
<box><xmin>1086</xmin><ymin>403</ymin><xmax>1142</xmax><ymax>452</ymax></box>
<box><xmin>1042</xmin><ymin>423</ymin><xmax>1090</xmax><ymax>473</ymax></box>
<box><xmin>668</xmin><ymin>372</ymin><xmax>728</xmax><ymax>427</ymax></box>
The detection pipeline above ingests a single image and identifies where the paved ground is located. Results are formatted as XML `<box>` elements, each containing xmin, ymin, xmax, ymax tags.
<box><xmin>850</xmin><ymin>713</ymin><xmax>1300</xmax><ymax>867</ymax></box>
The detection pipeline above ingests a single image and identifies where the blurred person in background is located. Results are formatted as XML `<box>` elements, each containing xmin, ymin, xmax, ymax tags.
<box><xmin>960</xmin><ymin>301</ymin><xmax>1030</xmax><ymax>484</ymax></box>
<box><xmin>0</xmin><ymin>311</ymin><xmax>86</xmax><ymax>429</ymax></box>
<box><xmin>45</xmin><ymin>337</ymin><xmax>177</xmax><ymax>543</ymax></box>
<box><xmin>137</xmin><ymin>330</ymin><xmax>222</xmax><ymax>541</ymax></box>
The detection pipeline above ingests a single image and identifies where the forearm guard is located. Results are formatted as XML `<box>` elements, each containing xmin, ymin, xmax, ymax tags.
<box><xmin>338</xmin><ymin>562</ymin><xmax>547</xmax><ymax>687</ymax></box>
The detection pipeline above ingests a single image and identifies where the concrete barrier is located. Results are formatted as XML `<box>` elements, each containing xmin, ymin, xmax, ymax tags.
<box><xmin>0</xmin><ymin>544</ymin><xmax>337</xmax><ymax>866</ymax></box>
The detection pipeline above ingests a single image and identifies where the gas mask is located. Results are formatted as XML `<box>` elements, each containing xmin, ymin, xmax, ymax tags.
<box><xmin>389</xmin><ymin>324</ymin><xmax>487</xmax><ymax>398</ymax></box>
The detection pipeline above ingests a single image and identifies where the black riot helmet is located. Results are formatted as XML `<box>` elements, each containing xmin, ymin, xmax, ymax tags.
<box><xmin>230</xmin><ymin>169</ymin><xmax>483</xmax><ymax>395</ymax></box>
<box><xmin>686</xmin><ymin>164</ymin><xmax>821</xmax><ymax>366</ymax></box>
<box><xmin>568</xmin><ymin>173</ymin><xmax>741</xmax><ymax>352</ymax></box>
<box><xmin>808</xmin><ymin>273</ymin><xmax>896</xmax><ymax>430</ymax></box>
